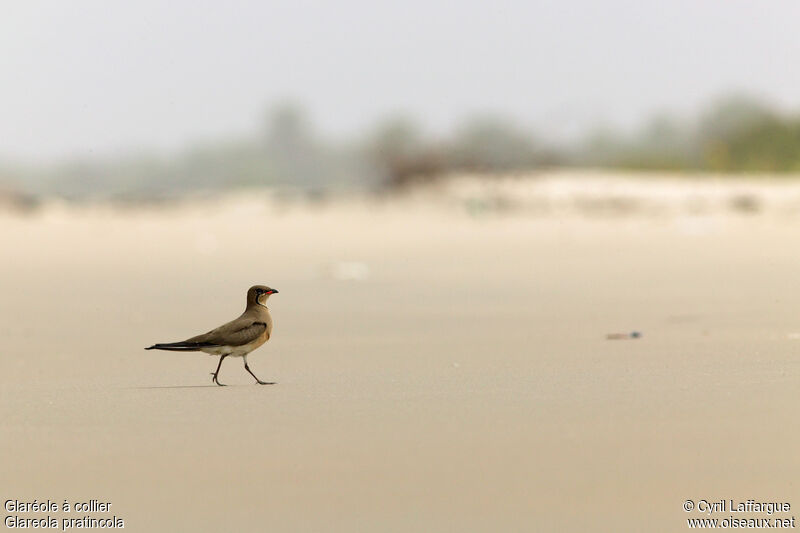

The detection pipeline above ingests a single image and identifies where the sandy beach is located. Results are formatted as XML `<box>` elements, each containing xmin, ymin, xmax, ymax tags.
<box><xmin>2</xmin><ymin>175</ymin><xmax>800</xmax><ymax>531</ymax></box>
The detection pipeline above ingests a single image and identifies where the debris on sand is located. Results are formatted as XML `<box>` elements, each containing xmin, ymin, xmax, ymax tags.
<box><xmin>328</xmin><ymin>261</ymin><xmax>370</xmax><ymax>281</ymax></box>
<box><xmin>606</xmin><ymin>331</ymin><xmax>642</xmax><ymax>340</ymax></box>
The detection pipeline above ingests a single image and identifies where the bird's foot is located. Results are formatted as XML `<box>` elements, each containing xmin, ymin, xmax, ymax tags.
<box><xmin>256</xmin><ymin>380</ymin><xmax>276</xmax><ymax>385</ymax></box>
<box><xmin>211</xmin><ymin>373</ymin><xmax>226</xmax><ymax>386</ymax></box>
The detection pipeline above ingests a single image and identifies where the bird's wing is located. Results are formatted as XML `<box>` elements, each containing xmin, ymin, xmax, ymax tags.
<box><xmin>187</xmin><ymin>318</ymin><xmax>267</xmax><ymax>347</ymax></box>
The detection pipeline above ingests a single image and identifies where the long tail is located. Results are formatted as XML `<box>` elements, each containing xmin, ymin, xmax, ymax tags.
<box><xmin>145</xmin><ymin>341</ymin><xmax>216</xmax><ymax>351</ymax></box>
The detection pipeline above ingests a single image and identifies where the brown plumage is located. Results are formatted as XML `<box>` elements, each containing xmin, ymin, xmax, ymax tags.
<box><xmin>145</xmin><ymin>285</ymin><xmax>278</xmax><ymax>386</ymax></box>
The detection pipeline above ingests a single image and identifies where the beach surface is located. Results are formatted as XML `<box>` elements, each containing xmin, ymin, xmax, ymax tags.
<box><xmin>2</xmin><ymin>175</ymin><xmax>800</xmax><ymax>531</ymax></box>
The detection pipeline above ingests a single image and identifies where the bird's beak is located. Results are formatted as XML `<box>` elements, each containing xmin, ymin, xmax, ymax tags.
<box><xmin>269</xmin><ymin>289</ymin><xmax>279</xmax><ymax>294</ymax></box>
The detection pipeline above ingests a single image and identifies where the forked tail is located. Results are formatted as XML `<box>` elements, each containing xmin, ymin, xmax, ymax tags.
<box><xmin>144</xmin><ymin>341</ymin><xmax>217</xmax><ymax>351</ymax></box>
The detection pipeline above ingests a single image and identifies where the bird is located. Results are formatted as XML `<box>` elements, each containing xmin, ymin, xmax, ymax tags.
<box><xmin>145</xmin><ymin>285</ymin><xmax>278</xmax><ymax>386</ymax></box>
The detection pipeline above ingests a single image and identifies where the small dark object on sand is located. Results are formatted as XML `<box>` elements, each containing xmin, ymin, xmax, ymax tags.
<box><xmin>606</xmin><ymin>331</ymin><xmax>642</xmax><ymax>340</ymax></box>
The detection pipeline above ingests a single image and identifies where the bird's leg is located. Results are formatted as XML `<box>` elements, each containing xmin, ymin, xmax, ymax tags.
<box><xmin>211</xmin><ymin>354</ymin><xmax>228</xmax><ymax>386</ymax></box>
<box><xmin>243</xmin><ymin>355</ymin><xmax>275</xmax><ymax>385</ymax></box>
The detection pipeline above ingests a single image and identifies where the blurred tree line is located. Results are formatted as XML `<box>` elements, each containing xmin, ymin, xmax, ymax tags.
<box><xmin>2</xmin><ymin>94</ymin><xmax>800</xmax><ymax>201</ymax></box>
<box><xmin>580</xmin><ymin>95</ymin><xmax>800</xmax><ymax>172</ymax></box>
<box><xmin>1</xmin><ymin>104</ymin><xmax>558</xmax><ymax>200</ymax></box>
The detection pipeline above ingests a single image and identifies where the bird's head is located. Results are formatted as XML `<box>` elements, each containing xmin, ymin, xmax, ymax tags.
<box><xmin>248</xmin><ymin>285</ymin><xmax>278</xmax><ymax>306</ymax></box>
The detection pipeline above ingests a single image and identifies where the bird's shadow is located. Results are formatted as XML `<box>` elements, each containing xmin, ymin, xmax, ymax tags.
<box><xmin>131</xmin><ymin>384</ymin><xmax>221</xmax><ymax>390</ymax></box>
<box><xmin>131</xmin><ymin>383</ymin><xmax>275</xmax><ymax>389</ymax></box>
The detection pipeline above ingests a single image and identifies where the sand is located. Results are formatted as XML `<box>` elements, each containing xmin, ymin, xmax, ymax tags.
<box><xmin>2</xmin><ymin>180</ymin><xmax>800</xmax><ymax>531</ymax></box>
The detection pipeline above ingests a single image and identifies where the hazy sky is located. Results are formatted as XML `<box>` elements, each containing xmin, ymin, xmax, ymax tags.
<box><xmin>2</xmin><ymin>0</ymin><xmax>800</xmax><ymax>162</ymax></box>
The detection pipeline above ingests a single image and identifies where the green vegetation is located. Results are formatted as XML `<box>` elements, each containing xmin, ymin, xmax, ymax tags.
<box><xmin>3</xmin><ymin>95</ymin><xmax>800</xmax><ymax>201</ymax></box>
<box><xmin>587</xmin><ymin>95</ymin><xmax>800</xmax><ymax>173</ymax></box>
